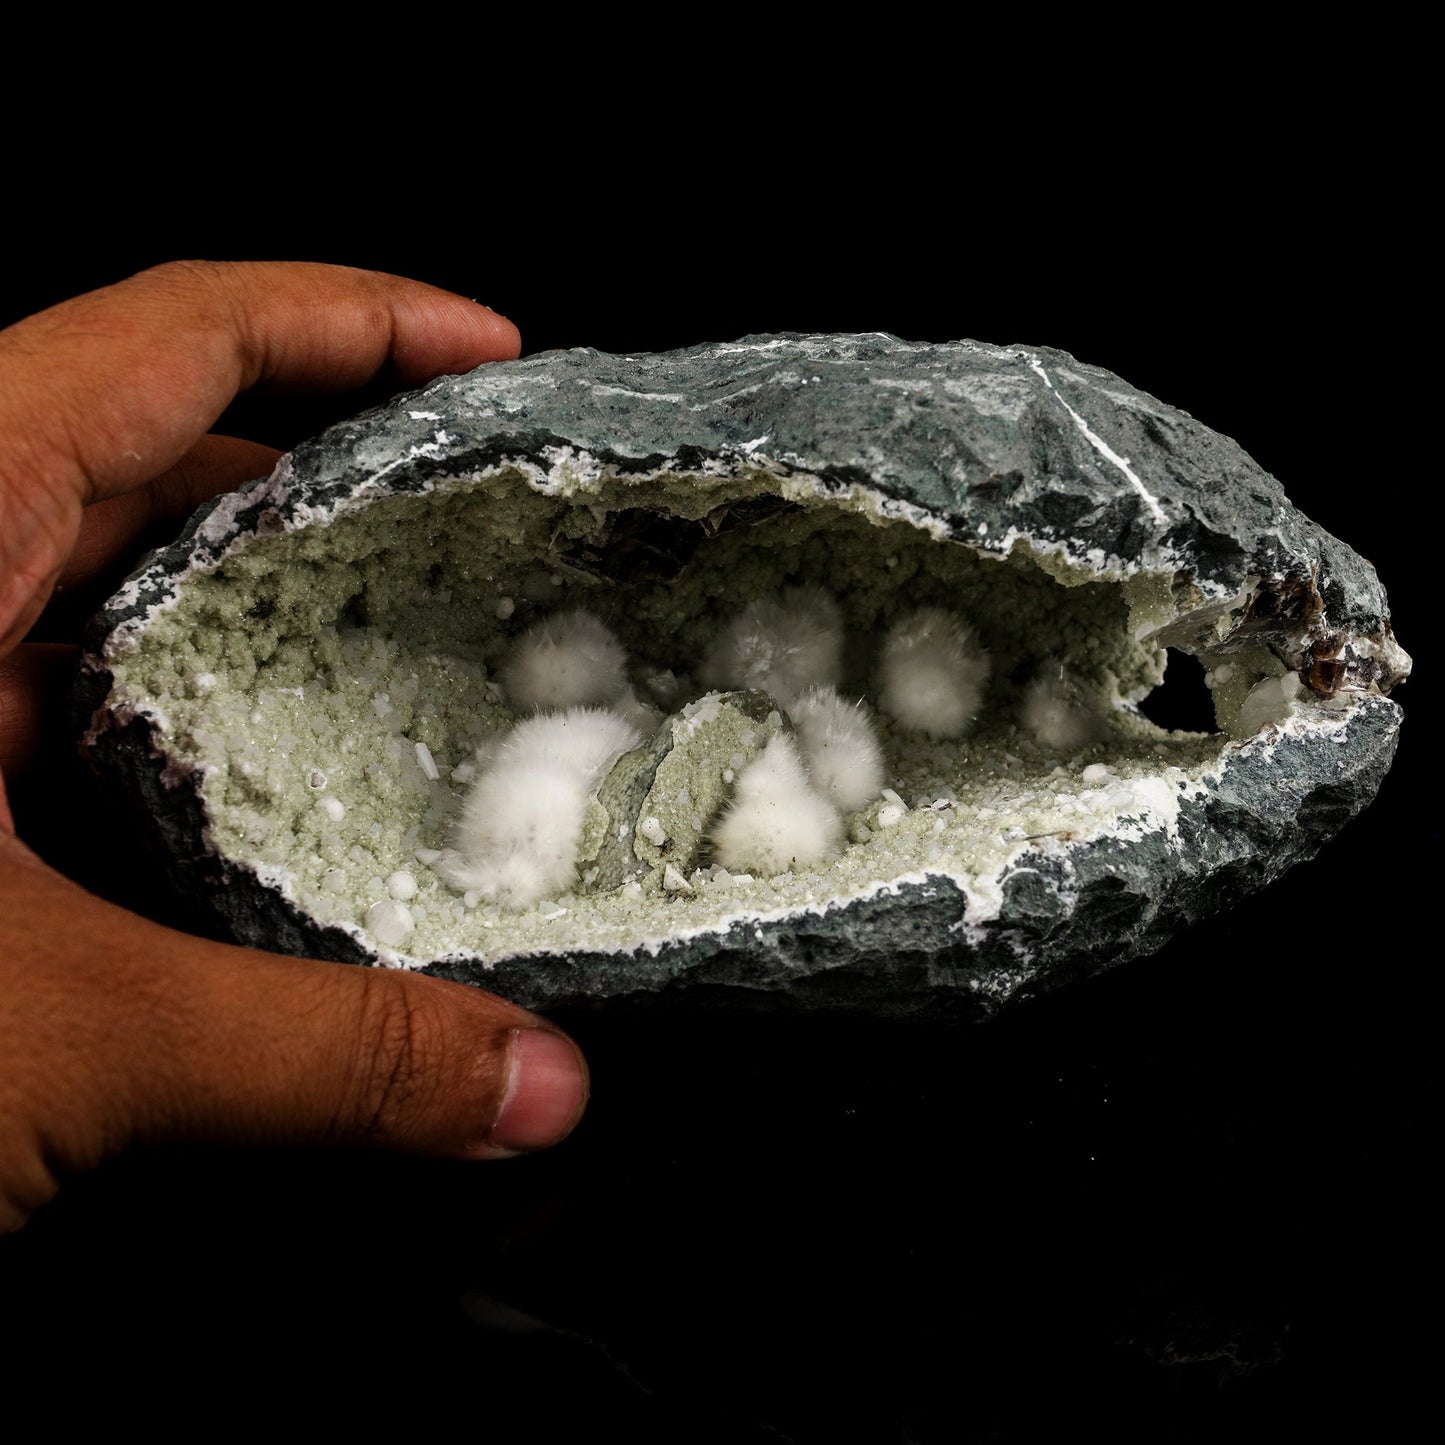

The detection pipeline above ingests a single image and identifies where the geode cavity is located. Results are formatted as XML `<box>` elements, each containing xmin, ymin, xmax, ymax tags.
<box><xmin>79</xmin><ymin>334</ymin><xmax>1410</xmax><ymax>1018</ymax></box>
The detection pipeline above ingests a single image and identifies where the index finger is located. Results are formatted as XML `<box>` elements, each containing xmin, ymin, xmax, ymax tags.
<box><xmin>0</xmin><ymin>261</ymin><xmax>521</xmax><ymax>655</ymax></box>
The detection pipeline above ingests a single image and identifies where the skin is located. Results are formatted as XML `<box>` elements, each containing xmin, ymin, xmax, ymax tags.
<box><xmin>0</xmin><ymin>262</ymin><xmax>589</xmax><ymax>1233</ymax></box>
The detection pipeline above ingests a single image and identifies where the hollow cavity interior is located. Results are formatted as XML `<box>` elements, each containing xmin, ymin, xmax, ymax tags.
<box><xmin>113</xmin><ymin>470</ymin><xmax>1235</xmax><ymax>963</ymax></box>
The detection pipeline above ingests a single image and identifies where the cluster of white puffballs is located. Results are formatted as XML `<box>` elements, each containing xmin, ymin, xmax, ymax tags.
<box><xmin>425</xmin><ymin>589</ymin><xmax>1105</xmax><ymax>915</ymax></box>
<box><xmin>700</xmin><ymin>588</ymin><xmax>884</xmax><ymax>875</ymax></box>
<box><xmin>431</xmin><ymin>609</ymin><xmax>651</xmax><ymax>909</ymax></box>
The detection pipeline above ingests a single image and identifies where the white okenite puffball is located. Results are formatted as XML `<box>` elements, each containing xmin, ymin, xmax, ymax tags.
<box><xmin>709</xmin><ymin>734</ymin><xmax>842</xmax><ymax>876</ymax></box>
<box><xmin>438</xmin><ymin>764</ymin><xmax>591</xmax><ymax>906</ymax></box>
<box><xmin>700</xmin><ymin>586</ymin><xmax>843</xmax><ymax>706</ymax></box>
<box><xmin>1020</xmin><ymin>663</ymin><xmax>1104</xmax><ymax>753</ymax></box>
<box><xmin>500</xmin><ymin>609</ymin><xmax>630</xmax><ymax>714</ymax></box>
<box><xmin>788</xmin><ymin>685</ymin><xmax>885</xmax><ymax>815</ymax></box>
<box><xmin>501</xmin><ymin>707</ymin><xmax>643</xmax><ymax>785</ymax></box>
<box><xmin>878</xmin><ymin>607</ymin><xmax>991</xmax><ymax>739</ymax></box>
<box><xmin>434</xmin><ymin>706</ymin><xmax>642</xmax><ymax>910</ymax></box>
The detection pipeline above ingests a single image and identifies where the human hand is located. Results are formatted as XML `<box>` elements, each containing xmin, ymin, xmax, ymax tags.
<box><xmin>0</xmin><ymin>263</ymin><xmax>588</xmax><ymax>1232</ymax></box>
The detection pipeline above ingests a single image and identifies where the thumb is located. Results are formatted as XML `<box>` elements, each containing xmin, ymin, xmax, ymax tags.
<box><xmin>0</xmin><ymin>838</ymin><xmax>587</xmax><ymax>1230</ymax></box>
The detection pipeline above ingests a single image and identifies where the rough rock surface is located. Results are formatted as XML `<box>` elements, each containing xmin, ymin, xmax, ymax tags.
<box><xmin>78</xmin><ymin>335</ymin><xmax>1409</xmax><ymax>1018</ymax></box>
<box><xmin>581</xmin><ymin>690</ymin><xmax>781</xmax><ymax>893</ymax></box>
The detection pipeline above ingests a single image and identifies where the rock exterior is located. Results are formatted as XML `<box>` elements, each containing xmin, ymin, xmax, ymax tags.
<box><xmin>79</xmin><ymin>335</ymin><xmax>1409</xmax><ymax>1019</ymax></box>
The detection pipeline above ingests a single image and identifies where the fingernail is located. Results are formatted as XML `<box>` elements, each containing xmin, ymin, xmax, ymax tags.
<box><xmin>492</xmin><ymin>1027</ymin><xmax>588</xmax><ymax>1153</ymax></box>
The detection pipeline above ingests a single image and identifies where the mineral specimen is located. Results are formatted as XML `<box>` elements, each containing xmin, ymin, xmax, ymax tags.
<box><xmin>78</xmin><ymin>334</ymin><xmax>1410</xmax><ymax>1018</ymax></box>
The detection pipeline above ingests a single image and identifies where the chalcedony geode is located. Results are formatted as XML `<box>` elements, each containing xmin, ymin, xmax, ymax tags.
<box><xmin>79</xmin><ymin>335</ymin><xmax>1409</xmax><ymax>1018</ymax></box>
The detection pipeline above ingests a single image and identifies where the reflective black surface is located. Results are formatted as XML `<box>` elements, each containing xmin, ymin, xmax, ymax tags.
<box><xmin>4</xmin><ymin>764</ymin><xmax>1430</xmax><ymax>1438</ymax></box>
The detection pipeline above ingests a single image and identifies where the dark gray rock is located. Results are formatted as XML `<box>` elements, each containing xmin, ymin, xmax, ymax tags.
<box><xmin>78</xmin><ymin>334</ymin><xmax>1409</xmax><ymax>1018</ymax></box>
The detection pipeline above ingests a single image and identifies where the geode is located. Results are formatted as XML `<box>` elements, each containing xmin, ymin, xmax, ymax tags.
<box><xmin>79</xmin><ymin>335</ymin><xmax>1410</xmax><ymax>1019</ymax></box>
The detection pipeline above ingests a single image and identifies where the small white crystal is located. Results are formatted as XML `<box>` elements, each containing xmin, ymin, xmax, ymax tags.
<box><xmin>386</xmin><ymin>870</ymin><xmax>418</xmax><ymax>900</ymax></box>
<box><xmin>366</xmin><ymin>900</ymin><xmax>415</xmax><ymax>947</ymax></box>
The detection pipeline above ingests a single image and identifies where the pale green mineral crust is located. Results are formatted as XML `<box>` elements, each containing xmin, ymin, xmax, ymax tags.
<box><xmin>80</xmin><ymin>335</ymin><xmax>1409</xmax><ymax>1017</ymax></box>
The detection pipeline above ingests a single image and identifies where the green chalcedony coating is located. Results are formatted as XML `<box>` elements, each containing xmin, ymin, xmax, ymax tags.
<box><xmin>79</xmin><ymin>335</ymin><xmax>1408</xmax><ymax>1018</ymax></box>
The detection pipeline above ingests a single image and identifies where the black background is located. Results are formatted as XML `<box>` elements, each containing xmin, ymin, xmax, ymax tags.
<box><xmin>0</xmin><ymin>122</ymin><xmax>1432</xmax><ymax>1441</ymax></box>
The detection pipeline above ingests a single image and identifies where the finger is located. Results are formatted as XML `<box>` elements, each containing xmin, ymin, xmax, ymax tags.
<box><xmin>0</xmin><ymin>261</ymin><xmax>521</xmax><ymax>655</ymax></box>
<box><xmin>61</xmin><ymin>435</ymin><xmax>281</xmax><ymax>590</ymax></box>
<box><xmin>0</xmin><ymin>643</ymin><xmax>75</xmax><ymax>785</ymax></box>
<box><xmin>0</xmin><ymin>839</ymin><xmax>587</xmax><ymax>1230</ymax></box>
